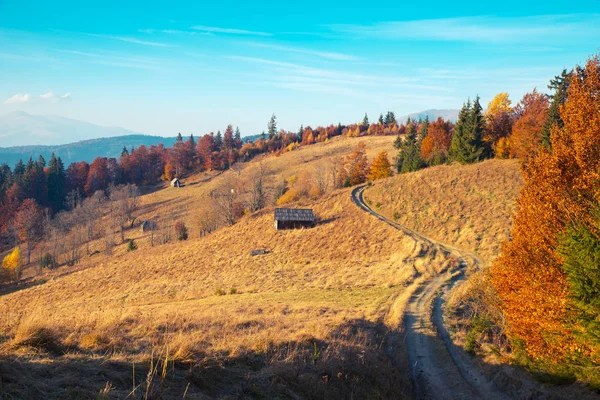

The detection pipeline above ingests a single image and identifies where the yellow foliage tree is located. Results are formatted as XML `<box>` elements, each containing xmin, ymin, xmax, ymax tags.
<box><xmin>2</xmin><ymin>247</ymin><xmax>22</xmax><ymax>282</ymax></box>
<box><xmin>486</xmin><ymin>92</ymin><xmax>513</xmax><ymax>116</ymax></box>
<box><xmin>368</xmin><ymin>151</ymin><xmax>393</xmax><ymax>181</ymax></box>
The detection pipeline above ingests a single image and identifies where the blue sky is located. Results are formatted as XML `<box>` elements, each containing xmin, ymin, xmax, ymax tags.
<box><xmin>0</xmin><ymin>0</ymin><xmax>599</xmax><ymax>138</ymax></box>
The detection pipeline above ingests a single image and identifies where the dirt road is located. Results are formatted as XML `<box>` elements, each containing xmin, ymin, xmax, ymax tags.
<box><xmin>351</xmin><ymin>185</ymin><xmax>508</xmax><ymax>400</ymax></box>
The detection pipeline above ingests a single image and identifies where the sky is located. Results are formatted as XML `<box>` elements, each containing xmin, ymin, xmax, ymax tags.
<box><xmin>0</xmin><ymin>0</ymin><xmax>599</xmax><ymax>138</ymax></box>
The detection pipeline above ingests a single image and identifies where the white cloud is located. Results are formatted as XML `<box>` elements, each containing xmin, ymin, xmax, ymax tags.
<box><xmin>246</xmin><ymin>42</ymin><xmax>358</xmax><ymax>61</ymax></box>
<box><xmin>328</xmin><ymin>14</ymin><xmax>600</xmax><ymax>44</ymax></box>
<box><xmin>4</xmin><ymin>94</ymin><xmax>32</xmax><ymax>104</ymax></box>
<box><xmin>4</xmin><ymin>92</ymin><xmax>71</xmax><ymax>104</ymax></box>
<box><xmin>191</xmin><ymin>25</ymin><xmax>271</xmax><ymax>37</ymax></box>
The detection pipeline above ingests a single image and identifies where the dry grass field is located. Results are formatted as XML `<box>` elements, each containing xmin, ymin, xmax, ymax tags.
<box><xmin>363</xmin><ymin>159</ymin><xmax>523</xmax><ymax>265</ymax></box>
<box><xmin>0</xmin><ymin>135</ymin><xmax>456</xmax><ymax>398</ymax></box>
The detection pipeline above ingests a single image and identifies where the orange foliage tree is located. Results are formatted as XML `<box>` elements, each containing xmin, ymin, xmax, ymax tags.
<box><xmin>337</xmin><ymin>142</ymin><xmax>369</xmax><ymax>187</ymax></box>
<box><xmin>491</xmin><ymin>57</ymin><xmax>600</xmax><ymax>367</ymax></box>
<box><xmin>368</xmin><ymin>151</ymin><xmax>393</xmax><ymax>181</ymax></box>
<box><xmin>509</xmin><ymin>89</ymin><xmax>549</xmax><ymax>159</ymax></box>
<box><xmin>420</xmin><ymin>117</ymin><xmax>453</xmax><ymax>165</ymax></box>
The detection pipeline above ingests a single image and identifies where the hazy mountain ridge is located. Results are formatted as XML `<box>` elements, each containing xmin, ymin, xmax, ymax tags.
<box><xmin>0</xmin><ymin>135</ymin><xmax>177</xmax><ymax>166</ymax></box>
<box><xmin>399</xmin><ymin>109</ymin><xmax>460</xmax><ymax>123</ymax></box>
<box><xmin>0</xmin><ymin>111</ymin><xmax>147</xmax><ymax>147</ymax></box>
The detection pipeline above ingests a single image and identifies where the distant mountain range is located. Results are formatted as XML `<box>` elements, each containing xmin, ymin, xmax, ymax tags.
<box><xmin>0</xmin><ymin>135</ymin><xmax>178</xmax><ymax>167</ymax></box>
<box><xmin>0</xmin><ymin>111</ymin><xmax>177</xmax><ymax>166</ymax></box>
<box><xmin>398</xmin><ymin>109</ymin><xmax>460</xmax><ymax>123</ymax></box>
<box><xmin>0</xmin><ymin>111</ymin><xmax>148</xmax><ymax>147</ymax></box>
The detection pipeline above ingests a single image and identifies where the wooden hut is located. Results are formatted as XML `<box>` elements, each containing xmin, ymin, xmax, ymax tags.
<box><xmin>171</xmin><ymin>178</ymin><xmax>181</xmax><ymax>188</ymax></box>
<box><xmin>274</xmin><ymin>208</ymin><xmax>315</xmax><ymax>230</ymax></box>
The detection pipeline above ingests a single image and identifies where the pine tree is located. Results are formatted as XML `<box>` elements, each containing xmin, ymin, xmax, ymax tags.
<box><xmin>362</xmin><ymin>113</ymin><xmax>369</xmax><ymax>131</ymax></box>
<box><xmin>176</xmin><ymin>132</ymin><xmax>183</xmax><ymax>142</ymax></box>
<box><xmin>541</xmin><ymin>69</ymin><xmax>571</xmax><ymax>148</ymax></box>
<box><xmin>384</xmin><ymin>111</ymin><xmax>397</xmax><ymax>126</ymax></box>
<box><xmin>234</xmin><ymin>127</ymin><xmax>241</xmax><ymax>147</ymax></box>
<box><xmin>378</xmin><ymin>113</ymin><xmax>384</xmax><ymax>125</ymax></box>
<box><xmin>47</xmin><ymin>153</ymin><xmax>65</xmax><ymax>211</ymax></box>
<box><xmin>448</xmin><ymin>97</ymin><xmax>485</xmax><ymax>164</ymax></box>
<box><xmin>121</xmin><ymin>147</ymin><xmax>129</xmax><ymax>157</ymax></box>
<box><xmin>215</xmin><ymin>131</ymin><xmax>223</xmax><ymax>148</ymax></box>
<box><xmin>297</xmin><ymin>125</ymin><xmax>304</xmax><ymax>142</ymax></box>
<box><xmin>396</xmin><ymin>122</ymin><xmax>424</xmax><ymax>173</ymax></box>
<box><xmin>418</xmin><ymin>116</ymin><xmax>429</xmax><ymax>139</ymax></box>
<box><xmin>558</xmin><ymin>221</ymin><xmax>600</xmax><ymax>347</ymax></box>
<box><xmin>268</xmin><ymin>114</ymin><xmax>277</xmax><ymax>138</ymax></box>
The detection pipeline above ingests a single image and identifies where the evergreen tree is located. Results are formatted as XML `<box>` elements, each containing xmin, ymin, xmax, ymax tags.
<box><xmin>384</xmin><ymin>111</ymin><xmax>397</xmax><ymax>126</ymax></box>
<box><xmin>396</xmin><ymin>122</ymin><xmax>424</xmax><ymax>173</ymax></box>
<box><xmin>542</xmin><ymin>69</ymin><xmax>571</xmax><ymax>148</ymax></box>
<box><xmin>37</xmin><ymin>155</ymin><xmax>46</xmax><ymax>168</ymax></box>
<box><xmin>176</xmin><ymin>132</ymin><xmax>183</xmax><ymax>142</ymax></box>
<box><xmin>215</xmin><ymin>130</ymin><xmax>223</xmax><ymax>148</ymax></box>
<box><xmin>558</xmin><ymin>220</ymin><xmax>600</xmax><ymax>347</ymax></box>
<box><xmin>261</xmin><ymin>131</ymin><xmax>266</xmax><ymax>141</ymax></box>
<box><xmin>418</xmin><ymin>116</ymin><xmax>429</xmax><ymax>140</ymax></box>
<box><xmin>448</xmin><ymin>97</ymin><xmax>485</xmax><ymax>164</ymax></box>
<box><xmin>297</xmin><ymin>125</ymin><xmax>304</xmax><ymax>142</ymax></box>
<box><xmin>13</xmin><ymin>159</ymin><xmax>25</xmax><ymax>185</ymax></box>
<box><xmin>268</xmin><ymin>114</ymin><xmax>277</xmax><ymax>137</ymax></box>
<box><xmin>0</xmin><ymin>163</ymin><xmax>12</xmax><ymax>201</ymax></box>
<box><xmin>47</xmin><ymin>153</ymin><xmax>65</xmax><ymax>211</ymax></box>
<box><xmin>234</xmin><ymin>127</ymin><xmax>241</xmax><ymax>147</ymax></box>
<box><xmin>362</xmin><ymin>113</ymin><xmax>369</xmax><ymax>131</ymax></box>
<box><xmin>378</xmin><ymin>113</ymin><xmax>384</xmax><ymax>125</ymax></box>
<box><xmin>189</xmin><ymin>134</ymin><xmax>195</xmax><ymax>145</ymax></box>
<box><xmin>121</xmin><ymin>147</ymin><xmax>129</xmax><ymax>157</ymax></box>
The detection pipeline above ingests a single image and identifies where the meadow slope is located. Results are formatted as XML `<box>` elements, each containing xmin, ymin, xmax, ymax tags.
<box><xmin>0</xmin><ymin>135</ymin><xmax>451</xmax><ymax>399</ymax></box>
<box><xmin>363</xmin><ymin>159</ymin><xmax>523</xmax><ymax>265</ymax></box>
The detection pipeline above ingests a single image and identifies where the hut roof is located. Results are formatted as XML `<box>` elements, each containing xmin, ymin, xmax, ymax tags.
<box><xmin>274</xmin><ymin>208</ymin><xmax>315</xmax><ymax>222</ymax></box>
<box><xmin>171</xmin><ymin>178</ymin><xmax>180</xmax><ymax>183</ymax></box>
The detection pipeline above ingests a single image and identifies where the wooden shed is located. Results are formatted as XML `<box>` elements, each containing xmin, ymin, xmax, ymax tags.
<box><xmin>171</xmin><ymin>178</ymin><xmax>181</xmax><ymax>188</ymax></box>
<box><xmin>274</xmin><ymin>208</ymin><xmax>315</xmax><ymax>230</ymax></box>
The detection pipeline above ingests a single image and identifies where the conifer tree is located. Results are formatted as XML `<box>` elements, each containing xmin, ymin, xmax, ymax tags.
<box><xmin>176</xmin><ymin>132</ymin><xmax>183</xmax><ymax>142</ymax></box>
<box><xmin>395</xmin><ymin>122</ymin><xmax>424</xmax><ymax>173</ymax></box>
<box><xmin>47</xmin><ymin>153</ymin><xmax>65</xmax><ymax>211</ymax></box>
<box><xmin>268</xmin><ymin>114</ymin><xmax>277</xmax><ymax>138</ymax></box>
<box><xmin>448</xmin><ymin>97</ymin><xmax>485</xmax><ymax>164</ymax></box>
<box><xmin>541</xmin><ymin>69</ymin><xmax>571</xmax><ymax>148</ymax></box>
<box><xmin>362</xmin><ymin>113</ymin><xmax>369</xmax><ymax>131</ymax></box>
<box><xmin>378</xmin><ymin>113</ymin><xmax>384</xmax><ymax>125</ymax></box>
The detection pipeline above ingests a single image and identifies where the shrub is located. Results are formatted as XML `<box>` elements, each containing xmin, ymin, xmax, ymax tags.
<box><xmin>229</xmin><ymin>287</ymin><xmax>237</xmax><ymax>295</ymax></box>
<box><xmin>127</xmin><ymin>239</ymin><xmax>137</xmax><ymax>252</ymax></box>
<box><xmin>40</xmin><ymin>253</ymin><xmax>57</xmax><ymax>270</ymax></box>
<box><xmin>2</xmin><ymin>247</ymin><xmax>22</xmax><ymax>282</ymax></box>
<box><xmin>175</xmin><ymin>220</ymin><xmax>188</xmax><ymax>241</ymax></box>
<box><xmin>392</xmin><ymin>211</ymin><xmax>401</xmax><ymax>221</ymax></box>
<box><xmin>215</xmin><ymin>288</ymin><xmax>226</xmax><ymax>296</ymax></box>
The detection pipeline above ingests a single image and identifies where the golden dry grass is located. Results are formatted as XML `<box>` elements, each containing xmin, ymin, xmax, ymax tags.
<box><xmin>0</xmin><ymin>135</ymin><xmax>443</xmax><ymax>398</ymax></box>
<box><xmin>363</xmin><ymin>159</ymin><xmax>523</xmax><ymax>265</ymax></box>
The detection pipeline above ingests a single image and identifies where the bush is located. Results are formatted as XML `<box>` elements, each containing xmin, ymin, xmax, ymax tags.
<box><xmin>229</xmin><ymin>287</ymin><xmax>237</xmax><ymax>295</ymax></box>
<box><xmin>40</xmin><ymin>253</ymin><xmax>57</xmax><ymax>270</ymax></box>
<box><xmin>127</xmin><ymin>239</ymin><xmax>137</xmax><ymax>252</ymax></box>
<box><xmin>2</xmin><ymin>247</ymin><xmax>22</xmax><ymax>282</ymax></box>
<box><xmin>175</xmin><ymin>220</ymin><xmax>188</xmax><ymax>241</ymax></box>
<box><xmin>215</xmin><ymin>288</ymin><xmax>226</xmax><ymax>296</ymax></box>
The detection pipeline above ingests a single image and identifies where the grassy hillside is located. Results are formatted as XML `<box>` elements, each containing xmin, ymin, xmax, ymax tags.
<box><xmin>363</xmin><ymin>159</ymin><xmax>523</xmax><ymax>264</ymax></box>
<box><xmin>1</xmin><ymin>135</ymin><xmax>452</xmax><ymax>398</ymax></box>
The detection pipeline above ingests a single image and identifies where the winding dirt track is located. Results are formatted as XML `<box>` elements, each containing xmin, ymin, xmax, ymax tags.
<box><xmin>351</xmin><ymin>186</ymin><xmax>508</xmax><ymax>400</ymax></box>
